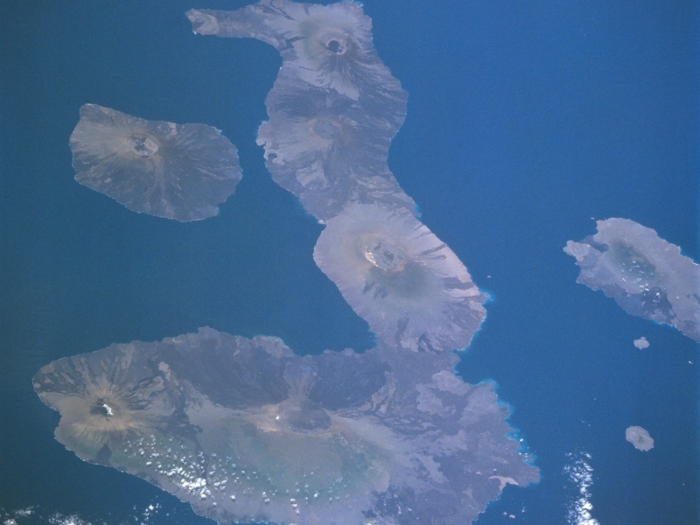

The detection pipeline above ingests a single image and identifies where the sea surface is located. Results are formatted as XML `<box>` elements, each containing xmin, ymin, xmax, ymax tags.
<box><xmin>1</xmin><ymin>1</ymin><xmax>698</xmax><ymax>524</ymax></box>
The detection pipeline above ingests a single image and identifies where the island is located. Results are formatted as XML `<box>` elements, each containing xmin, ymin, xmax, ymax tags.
<box><xmin>187</xmin><ymin>0</ymin><xmax>414</xmax><ymax>221</ymax></box>
<box><xmin>625</xmin><ymin>426</ymin><xmax>654</xmax><ymax>452</ymax></box>
<box><xmin>70</xmin><ymin>104</ymin><xmax>242</xmax><ymax>222</ymax></box>
<box><xmin>314</xmin><ymin>202</ymin><xmax>487</xmax><ymax>352</ymax></box>
<box><xmin>187</xmin><ymin>0</ymin><xmax>489</xmax><ymax>351</ymax></box>
<box><xmin>564</xmin><ymin>218</ymin><xmax>700</xmax><ymax>342</ymax></box>
<box><xmin>34</xmin><ymin>328</ymin><xmax>540</xmax><ymax>525</ymax></box>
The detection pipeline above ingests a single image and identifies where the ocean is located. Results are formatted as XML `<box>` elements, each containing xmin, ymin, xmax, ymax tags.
<box><xmin>1</xmin><ymin>1</ymin><xmax>697</xmax><ymax>524</ymax></box>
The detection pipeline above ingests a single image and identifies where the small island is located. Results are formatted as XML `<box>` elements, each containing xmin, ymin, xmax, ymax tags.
<box><xmin>70</xmin><ymin>104</ymin><xmax>242</xmax><ymax>222</ymax></box>
<box><xmin>564</xmin><ymin>218</ymin><xmax>700</xmax><ymax>342</ymax></box>
<box><xmin>625</xmin><ymin>426</ymin><xmax>654</xmax><ymax>452</ymax></box>
<box><xmin>633</xmin><ymin>337</ymin><xmax>650</xmax><ymax>350</ymax></box>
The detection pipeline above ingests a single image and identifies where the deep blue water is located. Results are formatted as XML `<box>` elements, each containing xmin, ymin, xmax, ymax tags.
<box><xmin>1</xmin><ymin>1</ymin><xmax>697</xmax><ymax>524</ymax></box>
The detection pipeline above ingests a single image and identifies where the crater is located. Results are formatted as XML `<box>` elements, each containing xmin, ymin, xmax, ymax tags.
<box><xmin>360</xmin><ymin>236</ymin><xmax>408</xmax><ymax>272</ymax></box>
<box><xmin>311</xmin><ymin>118</ymin><xmax>343</xmax><ymax>140</ymax></box>
<box><xmin>125</xmin><ymin>134</ymin><xmax>159</xmax><ymax>157</ymax></box>
<box><xmin>327</xmin><ymin>39</ymin><xmax>342</xmax><ymax>54</ymax></box>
